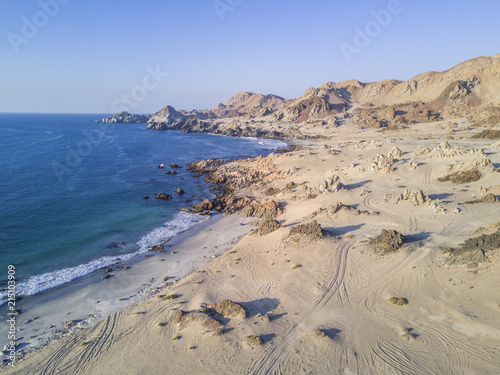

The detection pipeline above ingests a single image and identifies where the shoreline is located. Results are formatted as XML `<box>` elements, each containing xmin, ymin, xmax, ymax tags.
<box><xmin>3</xmin><ymin>119</ymin><xmax>500</xmax><ymax>374</ymax></box>
<box><xmin>0</xmin><ymin>212</ymin><xmax>256</xmax><ymax>361</ymax></box>
<box><xmin>0</xmin><ymin>133</ymin><xmax>292</xmax><ymax>360</ymax></box>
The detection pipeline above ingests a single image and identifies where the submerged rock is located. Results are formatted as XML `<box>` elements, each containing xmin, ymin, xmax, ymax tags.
<box><xmin>156</xmin><ymin>193</ymin><xmax>173</xmax><ymax>200</ymax></box>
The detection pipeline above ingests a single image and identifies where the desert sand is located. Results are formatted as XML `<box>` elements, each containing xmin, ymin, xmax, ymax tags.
<box><xmin>5</xmin><ymin>114</ymin><xmax>500</xmax><ymax>374</ymax></box>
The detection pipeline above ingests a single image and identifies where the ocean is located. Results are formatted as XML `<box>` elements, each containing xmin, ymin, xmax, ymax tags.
<box><xmin>0</xmin><ymin>113</ymin><xmax>285</xmax><ymax>303</ymax></box>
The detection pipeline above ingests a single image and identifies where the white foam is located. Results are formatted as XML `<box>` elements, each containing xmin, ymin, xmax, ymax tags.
<box><xmin>257</xmin><ymin>139</ymin><xmax>288</xmax><ymax>149</ymax></box>
<box><xmin>0</xmin><ymin>212</ymin><xmax>208</xmax><ymax>303</ymax></box>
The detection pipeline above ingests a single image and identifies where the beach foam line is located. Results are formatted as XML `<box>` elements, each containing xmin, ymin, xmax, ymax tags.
<box><xmin>0</xmin><ymin>212</ymin><xmax>208</xmax><ymax>304</ymax></box>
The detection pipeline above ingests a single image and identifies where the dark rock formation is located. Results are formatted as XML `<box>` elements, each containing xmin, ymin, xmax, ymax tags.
<box><xmin>289</xmin><ymin>220</ymin><xmax>324</xmax><ymax>239</ymax></box>
<box><xmin>481</xmin><ymin>193</ymin><xmax>499</xmax><ymax>203</ymax></box>
<box><xmin>192</xmin><ymin>199</ymin><xmax>213</xmax><ymax>213</ymax></box>
<box><xmin>148</xmin><ymin>244</ymin><xmax>164</xmax><ymax>252</ymax></box>
<box><xmin>254</xmin><ymin>219</ymin><xmax>283</xmax><ymax>236</ymax></box>
<box><xmin>244</xmin><ymin>335</ymin><xmax>264</xmax><ymax>346</ymax></box>
<box><xmin>207</xmin><ymin>300</ymin><xmax>247</xmax><ymax>318</ymax></box>
<box><xmin>369</xmin><ymin>229</ymin><xmax>405</xmax><ymax>253</ymax></box>
<box><xmin>438</xmin><ymin>169</ymin><xmax>482</xmax><ymax>183</ymax></box>
<box><xmin>156</xmin><ymin>193</ymin><xmax>173</xmax><ymax>200</ymax></box>
<box><xmin>472</xmin><ymin>129</ymin><xmax>500</xmax><ymax>139</ymax></box>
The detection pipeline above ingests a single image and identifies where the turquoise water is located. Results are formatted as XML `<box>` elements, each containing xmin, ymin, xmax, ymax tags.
<box><xmin>0</xmin><ymin>113</ymin><xmax>284</xmax><ymax>300</ymax></box>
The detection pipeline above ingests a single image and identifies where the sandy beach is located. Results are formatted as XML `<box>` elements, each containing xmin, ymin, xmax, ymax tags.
<box><xmin>4</xmin><ymin>117</ymin><xmax>500</xmax><ymax>374</ymax></box>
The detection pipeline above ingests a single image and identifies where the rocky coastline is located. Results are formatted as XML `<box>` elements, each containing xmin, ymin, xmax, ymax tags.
<box><xmin>8</xmin><ymin>53</ymin><xmax>500</xmax><ymax>375</ymax></box>
<box><xmin>92</xmin><ymin>111</ymin><xmax>151</xmax><ymax>123</ymax></box>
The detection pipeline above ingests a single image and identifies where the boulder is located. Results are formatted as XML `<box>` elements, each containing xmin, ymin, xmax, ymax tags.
<box><xmin>165</xmin><ymin>170</ymin><xmax>178</xmax><ymax>175</ymax></box>
<box><xmin>192</xmin><ymin>199</ymin><xmax>213</xmax><ymax>213</ymax></box>
<box><xmin>170</xmin><ymin>163</ymin><xmax>182</xmax><ymax>169</ymax></box>
<box><xmin>148</xmin><ymin>244</ymin><xmax>164</xmax><ymax>251</ymax></box>
<box><xmin>175</xmin><ymin>188</ymin><xmax>185</xmax><ymax>195</ymax></box>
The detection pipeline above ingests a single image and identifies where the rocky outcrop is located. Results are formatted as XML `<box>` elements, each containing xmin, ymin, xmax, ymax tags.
<box><xmin>448</xmin><ymin>230</ymin><xmax>500</xmax><ymax>264</ymax></box>
<box><xmin>191</xmin><ymin>199</ymin><xmax>213</xmax><ymax>213</ymax></box>
<box><xmin>93</xmin><ymin>111</ymin><xmax>150</xmax><ymax>123</ymax></box>
<box><xmin>244</xmin><ymin>335</ymin><xmax>264</xmax><ymax>346</ymax></box>
<box><xmin>397</xmin><ymin>189</ymin><xmax>431</xmax><ymax>206</ymax></box>
<box><xmin>438</xmin><ymin>169</ymin><xmax>482</xmax><ymax>184</ymax></box>
<box><xmin>289</xmin><ymin>220</ymin><xmax>324</xmax><ymax>239</ymax></box>
<box><xmin>472</xmin><ymin>129</ymin><xmax>500</xmax><ymax>139</ymax></box>
<box><xmin>254</xmin><ymin>219</ymin><xmax>283</xmax><ymax>236</ymax></box>
<box><xmin>369</xmin><ymin>229</ymin><xmax>405</xmax><ymax>253</ymax></box>
<box><xmin>147</xmin><ymin>105</ymin><xmax>183</xmax><ymax>128</ymax></box>
<box><xmin>438</xmin><ymin>158</ymin><xmax>494</xmax><ymax>183</ymax></box>
<box><xmin>352</xmin><ymin>102</ymin><xmax>441</xmax><ymax>128</ymax></box>
<box><xmin>207</xmin><ymin>300</ymin><xmax>247</xmax><ymax>318</ymax></box>
<box><xmin>240</xmin><ymin>201</ymin><xmax>282</xmax><ymax>219</ymax></box>
<box><xmin>315</xmin><ymin>173</ymin><xmax>344</xmax><ymax>194</ymax></box>
<box><xmin>480</xmin><ymin>193</ymin><xmax>499</xmax><ymax>203</ymax></box>
<box><xmin>187</xmin><ymin>159</ymin><xmax>227</xmax><ymax>174</ymax></box>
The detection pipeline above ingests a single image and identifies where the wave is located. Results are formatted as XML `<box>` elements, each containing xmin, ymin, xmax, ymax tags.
<box><xmin>0</xmin><ymin>212</ymin><xmax>208</xmax><ymax>304</ymax></box>
<box><xmin>257</xmin><ymin>139</ymin><xmax>288</xmax><ymax>149</ymax></box>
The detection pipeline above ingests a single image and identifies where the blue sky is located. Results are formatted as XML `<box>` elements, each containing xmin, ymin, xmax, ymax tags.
<box><xmin>0</xmin><ymin>0</ymin><xmax>499</xmax><ymax>114</ymax></box>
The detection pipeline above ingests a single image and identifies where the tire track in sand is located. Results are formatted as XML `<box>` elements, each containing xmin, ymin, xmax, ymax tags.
<box><xmin>247</xmin><ymin>242</ymin><xmax>351</xmax><ymax>375</ymax></box>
